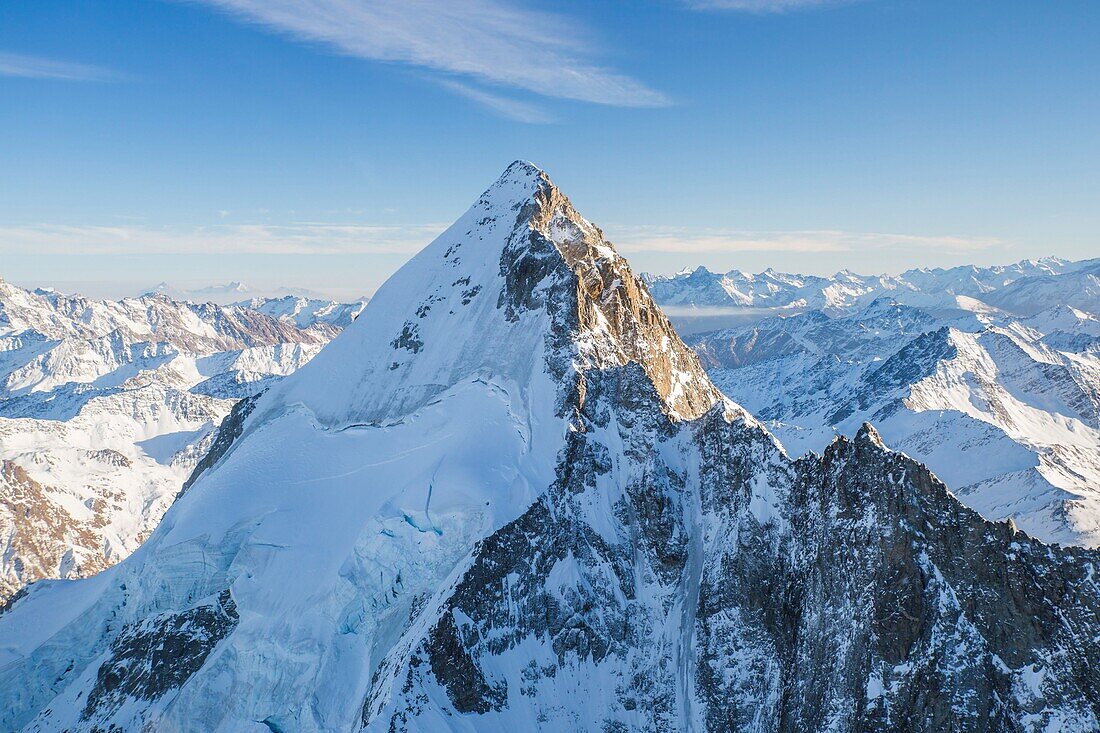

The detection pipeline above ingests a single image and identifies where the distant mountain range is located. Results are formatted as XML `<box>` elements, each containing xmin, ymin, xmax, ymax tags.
<box><xmin>0</xmin><ymin>280</ymin><xmax>366</xmax><ymax>599</ymax></box>
<box><xmin>140</xmin><ymin>281</ymin><xmax>369</xmax><ymax>306</ymax></box>
<box><xmin>685</xmin><ymin>293</ymin><xmax>1100</xmax><ymax>546</ymax></box>
<box><xmin>642</xmin><ymin>260</ymin><xmax>1100</xmax><ymax>547</ymax></box>
<box><xmin>644</xmin><ymin>257</ymin><xmax>1096</xmax><ymax>313</ymax></box>
<box><xmin>239</xmin><ymin>295</ymin><xmax>369</xmax><ymax>330</ymax></box>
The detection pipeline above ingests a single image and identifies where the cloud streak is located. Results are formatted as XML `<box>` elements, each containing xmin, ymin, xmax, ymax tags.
<box><xmin>436</xmin><ymin>80</ymin><xmax>551</xmax><ymax>124</ymax></box>
<box><xmin>1</xmin><ymin>222</ymin><xmax>1000</xmax><ymax>259</ymax></box>
<box><xmin>606</xmin><ymin>226</ymin><xmax>1001</xmax><ymax>255</ymax></box>
<box><xmin>0</xmin><ymin>52</ymin><xmax>119</xmax><ymax>82</ymax></box>
<box><xmin>0</xmin><ymin>222</ymin><xmax>447</xmax><ymax>255</ymax></box>
<box><xmin>192</xmin><ymin>0</ymin><xmax>668</xmax><ymax>110</ymax></box>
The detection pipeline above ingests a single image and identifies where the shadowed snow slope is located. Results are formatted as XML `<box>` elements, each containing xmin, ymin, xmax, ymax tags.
<box><xmin>2</xmin><ymin>164</ymin><xmax>1099</xmax><ymax>733</ymax></box>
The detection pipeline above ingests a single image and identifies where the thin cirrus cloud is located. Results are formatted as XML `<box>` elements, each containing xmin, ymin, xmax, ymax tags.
<box><xmin>0</xmin><ymin>222</ymin><xmax>999</xmax><ymax>258</ymax></box>
<box><xmin>436</xmin><ymin>80</ymin><xmax>551</xmax><ymax>124</ymax></box>
<box><xmin>190</xmin><ymin>0</ymin><xmax>668</xmax><ymax>116</ymax></box>
<box><xmin>0</xmin><ymin>51</ymin><xmax>120</xmax><ymax>82</ymax></box>
<box><xmin>0</xmin><ymin>222</ymin><xmax>448</xmax><ymax>256</ymax></box>
<box><xmin>605</xmin><ymin>225</ymin><xmax>1001</xmax><ymax>255</ymax></box>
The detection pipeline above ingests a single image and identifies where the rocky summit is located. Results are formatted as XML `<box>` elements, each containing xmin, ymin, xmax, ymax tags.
<box><xmin>1</xmin><ymin>163</ymin><xmax>1098</xmax><ymax>732</ymax></box>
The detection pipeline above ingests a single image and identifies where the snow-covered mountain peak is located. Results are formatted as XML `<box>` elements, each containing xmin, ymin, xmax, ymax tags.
<box><xmin>4</xmin><ymin>179</ymin><xmax>1100</xmax><ymax>730</ymax></box>
<box><xmin>143</xmin><ymin>281</ymin><xmax>171</xmax><ymax>295</ymax></box>
<box><xmin>192</xmin><ymin>280</ymin><xmax>249</xmax><ymax>296</ymax></box>
<box><xmin>265</xmin><ymin>162</ymin><xmax>726</xmax><ymax>428</ymax></box>
<box><xmin>475</xmin><ymin>158</ymin><xmax>547</xmax><ymax>206</ymax></box>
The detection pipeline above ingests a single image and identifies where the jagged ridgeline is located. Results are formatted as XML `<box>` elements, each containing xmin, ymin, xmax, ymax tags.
<box><xmin>2</xmin><ymin>162</ymin><xmax>1098</xmax><ymax>732</ymax></box>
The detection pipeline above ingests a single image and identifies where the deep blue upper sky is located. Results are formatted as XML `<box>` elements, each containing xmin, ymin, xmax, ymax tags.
<box><xmin>2</xmin><ymin>0</ymin><xmax>1097</xmax><ymax>298</ymax></box>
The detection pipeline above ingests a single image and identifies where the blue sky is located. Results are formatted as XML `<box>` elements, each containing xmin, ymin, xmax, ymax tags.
<box><xmin>1</xmin><ymin>0</ymin><xmax>1097</xmax><ymax>299</ymax></box>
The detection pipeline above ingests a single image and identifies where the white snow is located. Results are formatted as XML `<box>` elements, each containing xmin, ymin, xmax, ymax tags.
<box><xmin>692</xmin><ymin>286</ymin><xmax>1100</xmax><ymax>546</ymax></box>
<box><xmin>0</xmin><ymin>279</ymin><xmax>356</xmax><ymax>596</ymax></box>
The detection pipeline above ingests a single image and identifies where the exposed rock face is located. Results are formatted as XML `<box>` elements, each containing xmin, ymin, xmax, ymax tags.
<box><xmin>80</xmin><ymin>588</ymin><xmax>238</xmax><ymax>723</ymax></box>
<box><xmin>495</xmin><ymin>161</ymin><xmax>723</xmax><ymax>422</ymax></box>
<box><xmin>364</xmin><ymin>382</ymin><xmax>1100</xmax><ymax>731</ymax></box>
<box><xmin>177</xmin><ymin>393</ymin><xmax>260</xmax><ymax>499</ymax></box>
<box><xmin>0</xmin><ymin>460</ymin><xmax>112</xmax><ymax>600</ymax></box>
<box><xmin>1</xmin><ymin>163</ymin><xmax>1098</xmax><ymax>733</ymax></box>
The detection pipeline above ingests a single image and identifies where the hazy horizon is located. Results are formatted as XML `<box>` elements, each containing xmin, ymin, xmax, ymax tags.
<box><xmin>5</xmin><ymin>247</ymin><xmax>1097</xmax><ymax>304</ymax></box>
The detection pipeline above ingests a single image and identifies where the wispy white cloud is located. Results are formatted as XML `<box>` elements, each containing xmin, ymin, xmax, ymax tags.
<box><xmin>686</xmin><ymin>0</ymin><xmax>861</xmax><ymax>12</ymax></box>
<box><xmin>191</xmin><ymin>0</ymin><xmax>668</xmax><ymax>111</ymax></box>
<box><xmin>606</xmin><ymin>226</ymin><xmax>1001</xmax><ymax>255</ymax></box>
<box><xmin>436</xmin><ymin>80</ymin><xmax>551</xmax><ymax>124</ymax></box>
<box><xmin>0</xmin><ymin>52</ymin><xmax>120</xmax><ymax>82</ymax></box>
<box><xmin>0</xmin><ymin>222</ymin><xmax>447</xmax><ymax>255</ymax></box>
<box><xmin>0</xmin><ymin>222</ymin><xmax>1000</xmax><ymax>258</ymax></box>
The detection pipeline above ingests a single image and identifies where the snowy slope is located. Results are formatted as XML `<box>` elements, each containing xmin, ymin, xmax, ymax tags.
<box><xmin>238</xmin><ymin>295</ymin><xmax>369</xmax><ymax>331</ymax></box>
<box><xmin>1</xmin><ymin>163</ymin><xmax>1098</xmax><ymax>733</ymax></box>
<box><xmin>0</xmin><ymin>283</ymin><xmax>355</xmax><ymax>599</ymax></box>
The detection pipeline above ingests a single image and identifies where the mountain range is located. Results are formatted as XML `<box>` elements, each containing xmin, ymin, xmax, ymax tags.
<box><xmin>140</xmin><ymin>282</ymin><xmax>366</xmax><ymax>307</ymax></box>
<box><xmin>0</xmin><ymin>283</ymin><xmax>365</xmax><ymax>600</ymax></box>
<box><xmin>644</xmin><ymin>257</ymin><xmax>1098</xmax><ymax>317</ymax></box>
<box><xmin>1</xmin><ymin>163</ymin><xmax>1097</xmax><ymax>732</ymax></box>
<box><xmin>686</xmin><ymin>292</ymin><xmax>1100</xmax><ymax>547</ymax></box>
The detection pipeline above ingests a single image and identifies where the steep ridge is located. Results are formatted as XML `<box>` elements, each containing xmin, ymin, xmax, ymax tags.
<box><xmin>2</xmin><ymin>164</ymin><xmax>1098</xmax><ymax>733</ymax></box>
<box><xmin>262</xmin><ymin>160</ymin><xmax>722</xmax><ymax>429</ymax></box>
